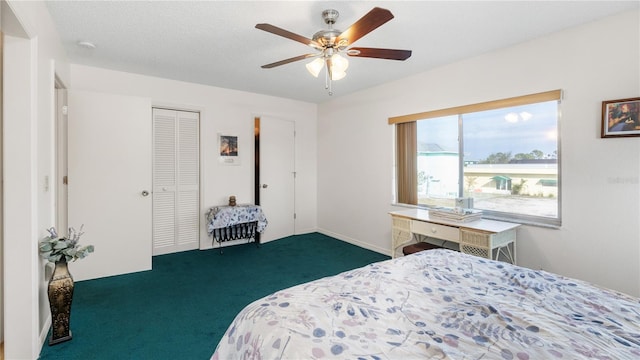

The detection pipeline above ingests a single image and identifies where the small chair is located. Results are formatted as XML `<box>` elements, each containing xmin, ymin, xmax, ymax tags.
<box><xmin>402</xmin><ymin>242</ymin><xmax>441</xmax><ymax>256</ymax></box>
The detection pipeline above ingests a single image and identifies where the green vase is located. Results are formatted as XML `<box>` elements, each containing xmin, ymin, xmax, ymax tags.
<box><xmin>48</xmin><ymin>259</ymin><xmax>74</xmax><ymax>345</ymax></box>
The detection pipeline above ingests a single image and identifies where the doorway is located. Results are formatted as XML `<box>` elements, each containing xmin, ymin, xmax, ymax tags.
<box><xmin>152</xmin><ymin>108</ymin><xmax>200</xmax><ymax>255</ymax></box>
<box><xmin>55</xmin><ymin>83</ymin><xmax>68</xmax><ymax>236</ymax></box>
<box><xmin>67</xmin><ymin>90</ymin><xmax>153</xmax><ymax>280</ymax></box>
<box><xmin>254</xmin><ymin>116</ymin><xmax>295</xmax><ymax>242</ymax></box>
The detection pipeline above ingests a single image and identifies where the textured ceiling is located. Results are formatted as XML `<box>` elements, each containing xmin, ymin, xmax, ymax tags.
<box><xmin>45</xmin><ymin>1</ymin><xmax>639</xmax><ymax>104</ymax></box>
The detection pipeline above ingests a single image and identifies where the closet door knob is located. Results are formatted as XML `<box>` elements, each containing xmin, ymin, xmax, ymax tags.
<box><xmin>262</xmin><ymin>184</ymin><xmax>268</xmax><ymax>189</ymax></box>
<box><xmin>141</xmin><ymin>190</ymin><xmax>150</xmax><ymax>196</ymax></box>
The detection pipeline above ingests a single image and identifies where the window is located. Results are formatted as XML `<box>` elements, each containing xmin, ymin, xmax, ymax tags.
<box><xmin>391</xmin><ymin>90</ymin><xmax>561</xmax><ymax>227</ymax></box>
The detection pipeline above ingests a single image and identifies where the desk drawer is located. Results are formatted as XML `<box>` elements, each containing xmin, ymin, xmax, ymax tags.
<box><xmin>460</xmin><ymin>228</ymin><xmax>515</xmax><ymax>248</ymax></box>
<box><xmin>411</xmin><ymin>220</ymin><xmax>459</xmax><ymax>242</ymax></box>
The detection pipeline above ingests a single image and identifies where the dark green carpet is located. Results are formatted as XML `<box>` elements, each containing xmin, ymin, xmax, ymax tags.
<box><xmin>38</xmin><ymin>233</ymin><xmax>389</xmax><ymax>359</ymax></box>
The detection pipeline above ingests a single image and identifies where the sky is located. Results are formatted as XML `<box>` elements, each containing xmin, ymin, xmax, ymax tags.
<box><xmin>417</xmin><ymin>101</ymin><xmax>558</xmax><ymax>161</ymax></box>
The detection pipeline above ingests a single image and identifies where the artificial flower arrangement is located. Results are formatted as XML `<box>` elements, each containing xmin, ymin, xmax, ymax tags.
<box><xmin>39</xmin><ymin>226</ymin><xmax>94</xmax><ymax>263</ymax></box>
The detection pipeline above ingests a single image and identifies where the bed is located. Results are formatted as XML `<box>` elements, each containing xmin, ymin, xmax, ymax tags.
<box><xmin>211</xmin><ymin>249</ymin><xmax>640</xmax><ymax>359</ymax></box>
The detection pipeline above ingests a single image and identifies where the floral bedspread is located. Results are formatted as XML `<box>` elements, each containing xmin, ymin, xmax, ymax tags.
<box><xmin>206</xmin><ymin>205</ymin><xmax>268</xmax><ymax>236</ymax></box>
<box><xmin>212</xmin><ymin>249</ymin><xmax>640</xmax><ymax>359</ymax></box>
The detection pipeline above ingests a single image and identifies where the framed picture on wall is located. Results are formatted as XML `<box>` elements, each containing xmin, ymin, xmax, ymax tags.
<box><xmin>219</xmin><ymin>134</ymin><xmax>240</xmax><ymax>165</ymax></box>
<box><xmin>601</xmin><ymin>97</ymin><xmax>640</xmax><ymax>138</ymax></box>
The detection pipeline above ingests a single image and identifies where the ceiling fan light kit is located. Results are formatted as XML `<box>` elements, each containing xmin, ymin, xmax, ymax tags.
<box><xmin>305</xmin><ymin>58</ymin><xmax>324</xmax><ymax>78</ymax></box>
<box><xmin>256</xmin><ymin>7</ymin><xmax>412</xmax><ymax>96</ymax></box>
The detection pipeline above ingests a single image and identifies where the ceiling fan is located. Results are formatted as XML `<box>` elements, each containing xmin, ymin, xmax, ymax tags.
<box><xmin>255</xmin><ymin>7</ymin><xmax>412</xmax><ymax>95</ymax></box>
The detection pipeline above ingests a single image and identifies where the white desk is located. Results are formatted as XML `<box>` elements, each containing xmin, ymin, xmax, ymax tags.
<box><xmin>390</xmin><ymin>209</ymin><xmax>520</xmax><ymax>264</ymax></box>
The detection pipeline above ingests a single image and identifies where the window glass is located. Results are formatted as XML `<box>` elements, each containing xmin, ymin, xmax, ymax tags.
<box><xmin>416</xmin><ymin>115</ymin><xmax>458</xmax><ymax>208</ymax></box>
<box><xmin>462</xmin><ymin>101</ymin><xmax>558</xmax><ymax>219</ymax></box>
<box><xmin>412</xmin><ymin>100</ymin><xmax>559</xmax><ymax>225</ymax></box>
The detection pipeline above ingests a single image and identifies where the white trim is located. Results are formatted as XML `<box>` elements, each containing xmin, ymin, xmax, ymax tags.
<box><xmin>38</xmin><ymin>316</ymin><xmax>51</xmax><ymax>350</ymax></box>
<box><xmin>3</xmin><ymin>33</ymin><xmax>40</xmax><ymax>360</ymax></box>
<box><xmin>316</xmin><ymin>228</ymin><xmax>388</xmax><ymax>256</ymax></box>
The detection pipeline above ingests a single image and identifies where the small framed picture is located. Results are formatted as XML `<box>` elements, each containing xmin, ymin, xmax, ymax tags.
<box><xmin>601</xmin><ymin>97</ymin><xmax>640</xmax><ymax>138</ymax></box>
<box><xmin>219</xmin><ymin>134</ymin><xmax>240</xmax><ymax>165</ymax></box>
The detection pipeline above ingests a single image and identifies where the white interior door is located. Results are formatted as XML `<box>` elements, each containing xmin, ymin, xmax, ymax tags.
<box><xmin>152</xmin><ymin>108</ymin><xmax>199</xmax><ymax>255</ymax></box>
<box><xmin>67</xmin><ymin>90</ymin><xmax>152</xmax><ymax>281</ymax></box>
<box><xmin>259</xmin><ymin>117</ymin><xmax>295</xmax><ymax>242</ymax></box>
<box><xmin>55</xmin><ymin>87</ymin><xmax>68</xmax><ymax>235</ymax></box>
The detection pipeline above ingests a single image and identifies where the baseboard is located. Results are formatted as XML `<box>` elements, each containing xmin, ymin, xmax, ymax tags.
<box><xmin>198</xmin><ymin>229</ymin><xmax>391</xmax><ymax>257</ymax></box>
<box><xmin>293</xmin><ymin>227</ymin><xmax>317</xmax><ymax>236</ymax></box>
<box><xmin>316</xmin><ymin>228</ymin><xmax>390</xmax><ymax>257</ymax></box>
<box><xmin>38</xmin><ymin>315</ymin><xmax>51</xmax><ymax>355</ymax></box>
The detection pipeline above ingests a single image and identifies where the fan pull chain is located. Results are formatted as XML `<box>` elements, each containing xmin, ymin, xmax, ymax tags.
<box><xmin>325</xmin><ymin>65</ymin><xmax>333</xmax><ymax>96</ymax></box>
<box><xmin>324</xmin><ymin>58</ymin><xmax>333</xmax><ymax>96</ymax></box>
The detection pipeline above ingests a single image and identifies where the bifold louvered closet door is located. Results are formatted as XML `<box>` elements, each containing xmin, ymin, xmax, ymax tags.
<box><xmin>152</xmin><ymin>108</ymin><xmax>200</xmax><ymax>255</ymax></box>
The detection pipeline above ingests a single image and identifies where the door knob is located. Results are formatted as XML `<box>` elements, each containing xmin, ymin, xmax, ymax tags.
<box><xmin>141</xmin><ymin>190</ymin><xmax>150</xmax><ymax>196</ymax></box>
<box><xmin>262</xmin><ymin>184</ymin><xmax>268</xmax><ymax>188</ymax></box>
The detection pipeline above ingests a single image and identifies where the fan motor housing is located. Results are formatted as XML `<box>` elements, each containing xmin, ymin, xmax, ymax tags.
<box><xmin>313</xmin><ymin>9</ymin><xmax>342</xmax><ymax>46</ymax></box>
<box><xmin>312</xmin><ymin>29</ymin><xmax>341</xmax><ymax>46</ymax></box>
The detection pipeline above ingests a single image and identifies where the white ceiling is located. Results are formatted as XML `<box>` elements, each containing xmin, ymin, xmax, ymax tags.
<box><xmin>45</xmin><ymin>1</ymin><xmax>639</xmax><ymax>104</ymax></box>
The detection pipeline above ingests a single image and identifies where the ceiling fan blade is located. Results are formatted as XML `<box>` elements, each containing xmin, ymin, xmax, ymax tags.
<box><xmin>256</xmin><ymin>23</ymin><xmax>322</xmax><ymax>49</ymax></box>
<box><xmin>261</xmin><ymin>54</ymin><xmax>317</xmax><ymax>69</ymax></box>
<box><xmin>336</xmin><ymin>7</ymin><xmax>394</xmax><ymax>46</ymax></box>
<box><xmin>347</xmin><ymin>47</ymin><xmax>412</xmax><ymax>61</ymax></box>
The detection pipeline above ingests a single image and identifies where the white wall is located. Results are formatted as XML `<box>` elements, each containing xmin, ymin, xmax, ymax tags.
<box><xmin>69</xmin><ymin>65</ymin><xmax>318</xmax><ymax>251</ymax></box>
<box><xmin>2</xmin><ymin>4</ymin><xmax>637</xmax><ymax>359</ymax></box>
<box><xmin>317</xmin><ymin>10</ymin><xmax>640</xmax><ymax>297</ymax></box>
<box><xmin>2</xmin><ymin>1</ymin><xmax>70</xmax><ymax>358</ymax></box>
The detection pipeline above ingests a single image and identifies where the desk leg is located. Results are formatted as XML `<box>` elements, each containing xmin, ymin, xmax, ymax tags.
<box><xmin>494</xmin><ymin>243</ymin><xmax>516</xmax><ymax>265</ymax></box>
<box><xmin>213</xmin><ymin>223</ymin><xmax>260</xmax><ymax>254</ymax></box>
<box><xmin>211</xmin><ymin>234</ymin><xmax>224</xmax><ymax>255</ymax></box>
<box><xmin>510</xmin><ymin>241</ymin><xmax>516</xmax><ymax>265</ymax></box>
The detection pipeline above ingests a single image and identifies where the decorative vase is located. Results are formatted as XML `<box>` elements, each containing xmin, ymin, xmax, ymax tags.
<box><xmin>48</xmin><ymin>259</ymin><xmax>74</xmax><ymax>345</ymax></box>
